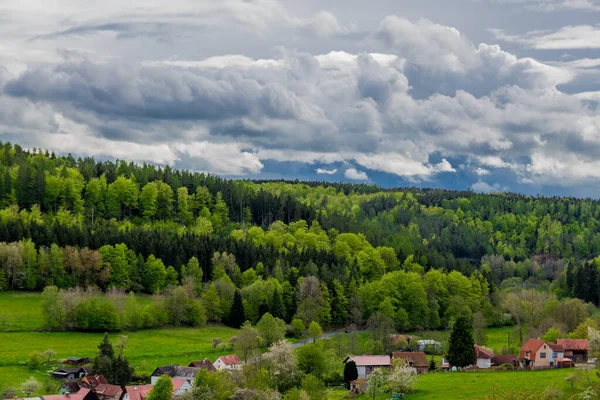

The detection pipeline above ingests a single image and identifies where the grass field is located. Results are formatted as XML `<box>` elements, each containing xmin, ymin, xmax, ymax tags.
<box><xmin>326</xmin><ymin>368</ymin><xmax>582</xmax><ymax>399</ymax></box>
<box><xmin>0</xmin><ymin>326</ymin><xmax>240</xmax><ymax>392</ymax></box>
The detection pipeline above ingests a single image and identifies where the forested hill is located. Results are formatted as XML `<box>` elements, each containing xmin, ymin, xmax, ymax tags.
<box><xmin>0</xmin><ymin>141</ymin><xmax>599</xmax><ymax>330</ymax></box>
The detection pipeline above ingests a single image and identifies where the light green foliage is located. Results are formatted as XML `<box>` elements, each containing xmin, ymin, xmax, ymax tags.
<box><xmin>147</xmin><ymin>375</ymin><xmax>174</xmax><ymax>400</ymax></box>
<box><xmin>255</xmin><ymin>312</ymin><xmax>285</xmax><ymax>346</ymax></box>
<box><xmin>541</xmin><ymin>327</ymin><xmax>561</xmax><ymax>343</ymax></box>
<box><xmin>202</xmin><ymin>283</ymin><xmax>222</xmax><ymax>322</ymax></box>
<box><xmin>308</xmin><ymin>321</ymin><xmax>323</xmax><ymax>343</ymax></box>
<box><xmin>366</xmin><ymin>368</ymin><xmax>388</xmax><ymax>399</ymax></box>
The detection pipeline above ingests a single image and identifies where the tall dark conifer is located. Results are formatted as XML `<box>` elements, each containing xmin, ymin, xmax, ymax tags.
<box><xmin>270</xmin><ymin>288</ymin><xmax>285</xmax><ymax>320</ymax></box>
<box><xmin>447</xmin><ymin>316</ymin><xmax>475</xmax><ymax>368</ymax></box>
<box><xmin>227</xmin><ymin>290</ymin><xmax>246</xmax><ymax>328</ymax></box>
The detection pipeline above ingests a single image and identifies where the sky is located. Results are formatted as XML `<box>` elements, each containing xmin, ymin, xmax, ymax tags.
<box><xmin>1</xmin><ymin>0</ymin><xmax>600</xmax><ymax>196</ymax></box>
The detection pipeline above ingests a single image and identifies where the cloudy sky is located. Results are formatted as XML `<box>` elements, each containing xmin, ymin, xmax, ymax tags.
<box><xmin>1</xmin><ymin>0</ymin><xmax>600</xmax><ymax>196</ymax></box>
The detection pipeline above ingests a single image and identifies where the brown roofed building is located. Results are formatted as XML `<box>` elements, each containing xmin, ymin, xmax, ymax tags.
<box><xmin>520</xmin><ymin>338</ymin><xmax>564</xmax><ymax>367</ymax></box>
<box><xmin>557</xmin><ymin>339</ymin><xmax>589</xmax><ymax>361</ymax></box>
<box><xmin>474</xmin><ymin>345</ymin><xmax>494</xmax><ymax>368</ymax></box>
<box><xmin>491</xmin><ymin>354</ymin><xmax>519</xmax><ymax>367</ymax></box>
<box><xmin>81</xmin><ymin>375</ymin><xmax>108</xmax><ymax>389</ymax></box>
<box><xmin>94</xmin><ymin>384</ymin><xmax>123</xmax><ymax>400</ymax></box>
<box><xmin>391</xmin><ymin>352</ymin><xmax>428</xmax><ymax>373</ymax></box>
<box><xmin>187</xmin><ymin>360</ymin><xmax>216</xmax><ymax>372</ymax></box>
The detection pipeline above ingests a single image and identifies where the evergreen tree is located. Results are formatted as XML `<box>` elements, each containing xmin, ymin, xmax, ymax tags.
<box><xmin>447</xmin><ymin>316</ymin><xmax>475</xmax><ymax>368</ymax></box>
<box><xmin>227</xmin><ymin>290</ymin><xmax>246</xmax><ymax>328</ymax></box>
<box><xmin>343</xmin><ymin>360</ymin><xmax>358</xmax><ymax>389</ymax></box>
<box><xmin>202</xmin><ymin>283</ymin><xmax>222</xmax><ymax>322</ymax></box>
<box><xmin>270</xmin><ymin>288</ymin><xmax>285</xmax><ymax>320</ymax></box>
<box><xmin>111</xmin><ymin>355</ymin><xmax>134</xmax><ymax>386</ymax></box>
<box><xmin>98</xmin><ymin>332</ymin><xmax>114</xmax><ymax>359</ymax></box>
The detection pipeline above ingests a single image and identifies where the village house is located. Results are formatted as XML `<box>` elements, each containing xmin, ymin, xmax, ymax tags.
<box><xmin>343</xmin><ymin>355</ymin><xmax>391</xmax><ymax>379</ymax></box>
<box><xmin>52</xmin><ymin>367</ymin><xmax>87</xmax><ymax>380</ymax></box>
<box><xmin>187</xmin><ymin>360</ymin><xmax>216</xmax><ymax>372</ymax></box>
<box><xmin>150</xmin><ymin>366</ymin><xmax>201</xmax><ymax>384</ymax></box>
<box><xmin>520</xmin><ymin>339</ymin><xmax>565</xmax><ymax>368</ymax></box>
<box><xmin>474</xmin><ymin>345</ymin><xmax>494</xmax><ymax>368</ymax></box>
<box><xmin>94</xmin><ymin>384</ymin><xmax>123</xmax><ymax>400</ymax></box>
<box><xmin>391</xmin><ymin>352</ymin><xmax>429</xmax><ymax>373</ymax></box>
<box><xmin>80</xmin><ymin>375</ymin><xmax>108</xmax><ymax>389</ymax></box>
<box><xmin>58</xmin><ymin>382</ymin><xmax>81</xmax><ymax>395</ymax></box>
<box><xmin>557</xmin><ymin>339</ymin><xmax>589</xmax><ymax>362</ymax></box>
<box><xmin>213</xmin><ymin>355</ymin><xmax>242</xmax><ymax>371</ymax></box>
<box><xmin>491</xmin><ymin>354</ymin><xmax>520</xmax><ymax>367</ymax></box>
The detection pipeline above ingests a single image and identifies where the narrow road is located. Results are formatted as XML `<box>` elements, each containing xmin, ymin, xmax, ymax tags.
<box><xmin>246</xmin><ymin>329</ymin><xmax>361</xmax><ymax>363</ymax></box>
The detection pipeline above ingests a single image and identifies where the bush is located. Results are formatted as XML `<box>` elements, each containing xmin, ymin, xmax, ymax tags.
<box><xmin>27</xmin><ymin>352</ymin><xmax>43</xmax><ymax>370</ymax></box>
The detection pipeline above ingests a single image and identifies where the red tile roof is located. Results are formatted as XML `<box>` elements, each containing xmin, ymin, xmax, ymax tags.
<box><xmin>520</xmin><ymin>338</ymin><xmax>545</xmax><ymax>361</ymax></box>
<box><xmin>491</xmin><ymin>354</ymin><xmax>519</xmax><ymax>366</ymax></box>
<box><xmin>124</xmin><ymin>385</ymin><xmax>153</xmax><ymax>400</ymax></box>
<box><xmin>82</xmin><ymin>375</ymin><xmax>108</xmax><ymax>388</ymax></box>
<box><xmin>45</xmin><ymin>388</ymin><xmax>91</xmax><ymax>400</ymax></box>
<box><xmin>557</xmin><ymin>339</ymin><xmax>589</xmax><ymax>351</ymax></box>
<box><xmin>217</xmin><ymin>355</ymin><xmax>241</xmax><ymax>366</ymax></box>
<box><xmin>391</xmin><ymin>352</ymin><xmax>428</xmax><ymax>368</ymax></box>
<box><xmin>475</xmin><ymin>345</ymin><xmax>494</xmax><ymax>359</ymax></box>
<box><xmin>95</xmin><ymin>384</ymin><xmax>122</xmax><ymax>399</ymax></box>
<box><xmin>345</xmin><ymin>355</ymin><xmax>391</xmax><ymax>366</ymax></box>
<box><xmin>547</xmin><ymin>343</ymin><xmax>564</xmax><ymax>352</ymax></box>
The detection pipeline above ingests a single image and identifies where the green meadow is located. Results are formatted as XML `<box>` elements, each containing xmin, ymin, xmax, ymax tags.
<box><xmin>326</xmin><ymin>368</ymin><xmax>582</xmax><ymax>399</ymax></box>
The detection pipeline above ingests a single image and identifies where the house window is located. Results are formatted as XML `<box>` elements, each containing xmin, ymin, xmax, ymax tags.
<box><xmin>540</xmin><ymin>352</ymin><xmax>546</xmax><ymax>358</ymax></box>
<box><xmin>552</xmin><ymin>353</ymin><xmax>557</xmax><ymax>358</ymax></box>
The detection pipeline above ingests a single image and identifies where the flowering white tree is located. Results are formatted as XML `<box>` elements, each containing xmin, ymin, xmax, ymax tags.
<box><xmin>366</xmin><ymin>369</ymin><xmax>388</xmax><ymax>399</ymax></box>
<box><xmin>588</xmin><ymin>327</ymin><xmax>600</xmax><ymax>361</ymax></box>
<box><xmin>388</xmin><ymin>359</ymin><xmax>418</xmax><ymax>394</ymax></box>
<box><xmin>267</xmin><ymin>340</ymin><xmax>300</xmax><ymax>391</ymax></box>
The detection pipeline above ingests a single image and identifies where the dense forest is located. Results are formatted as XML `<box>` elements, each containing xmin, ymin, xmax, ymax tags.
<box><xmin>1</xmin><ymin>141</ymin><xmax>600</xmax><ymax>334</ymax></box>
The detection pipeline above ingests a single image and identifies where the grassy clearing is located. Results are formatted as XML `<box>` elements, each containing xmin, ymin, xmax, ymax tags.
<box><xmin>326</xmin><ymin>368</ymin><xmax>583</xmax><ymax>399</ymax></box>
<box><xmin>0</xmin><ymin>292</ymin><xmax>45</xmax><ymax>332</ymax></box>
<box><xmin>0</xmin><ymin>325</ymin><xmax>240</xmax><ymax>392</ymax></box>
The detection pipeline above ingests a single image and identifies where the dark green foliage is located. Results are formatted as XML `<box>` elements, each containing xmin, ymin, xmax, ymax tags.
<box><xmin>447</xmin><ymin>316</ymin><xmax>476</xmax><ymax>368</ymax></box>
<box><xmin>93</xmin><ymin>334</ymin><xmax>134</xmax><ymax>385</ymax></box>
<box><xmin>227</xmin><ymin>290</ymin><xmax>246</xmax><ymax>329</ymax></box>
<box><xmin>429</xmin><ymin>357</ymin><xmax>436</xmax><ymax>371</ymax></box>
<box><xmin>270</xmin><ymin>288</ymin><xmax>285</xmax><ymax>320</ymax></box>
<box><xmin>343</xmin><ymin>360</ymin><xmax>358</xmax><ymax>389</ymax></box>
<box><xmin>98</xmin><ymin>332</ymin><xmax>114</xmax><ymax>359</ymax></box>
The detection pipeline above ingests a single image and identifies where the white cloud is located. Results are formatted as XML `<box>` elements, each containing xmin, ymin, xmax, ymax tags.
<box><xmin>316</xmin><ymin>168</ymin><xmax>337</xmax><ymax>175</ymax></box>
<box><xmin>345</xmin><ymin>168</ymin><xmax>369</xmax><ymax>180</ymax></box>
<box><xmin>474</xmin><ymin>168</ymin><xmax>490</xmax><ymax>175</ymax></box>
<box><xmin>471</xmin><ymin>180</ymin><xmax>506</xmax><ymax>193</ymax></box>
<box><xmin>491</xmin><ymin>26</ymin><xmax>600</xmax><ymax>49</ymax></box>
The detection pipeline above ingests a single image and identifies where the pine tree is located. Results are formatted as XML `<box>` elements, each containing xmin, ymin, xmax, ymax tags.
<box><xmin>98</xmin><ymin>332</ymin><xmax>114</xmax><ymax>359</ymax></box>
<box><xmin>343</xmin><ymin>361</ymin><xmax>358</xmax><ymax>389</ymax></box>
<box><xmin>447</xmin><ymin>316</ymin><xmax>475</xmax><ymax>368</ymax></box>
<box><xmin>111</xmin><ymin>355</ymin><xmax>134</xmax><ymax>386</ymax></box>
<box><xmin>227</xmin><ymin>290</ymin><xmax>246</xmax><ymax>328</ymax></box>
<box><xmin>270</xmin><ymin>288</ymin><xmax>285</xmax><ymax>320</ymax></box>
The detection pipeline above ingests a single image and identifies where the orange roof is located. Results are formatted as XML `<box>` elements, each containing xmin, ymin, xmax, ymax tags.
<box><xmin>475</xmin><ymin>345</ymin><xmax>494</xmax><ymax>359</ymax></box>
<box><xmin>520</xmin><ymin>338</ymin><xmax>545</xmax><ymax>361</ymax></box>
<box><xmin>217</xmin><ymin>354</ymin><xmax>242</xmax><ymax>365</ymax></box>
<box><xmin>557</xmin><ymin>339</ymin><xmax>589</xmax><ymax>351</ymax></box>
